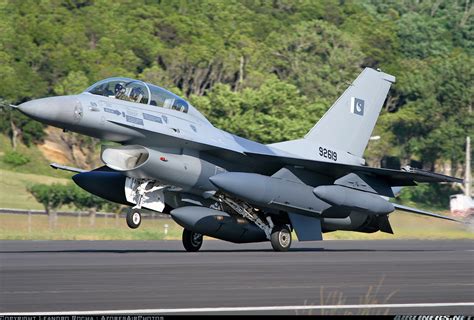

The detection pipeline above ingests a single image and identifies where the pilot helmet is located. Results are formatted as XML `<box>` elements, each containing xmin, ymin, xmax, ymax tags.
<box><xmin>114</xmin><ymin>83</ymin><xmax>125</xmax><ymax>95</ymax></box>
<box><xmin>174</xmin><ymin>100</ymin><xmax>187</xmax><ymax>112</ymax></box>
<box><xmin>130</xmin><ymin>87</ymin><xmax>143</xmax><ymax>101</ymax></box>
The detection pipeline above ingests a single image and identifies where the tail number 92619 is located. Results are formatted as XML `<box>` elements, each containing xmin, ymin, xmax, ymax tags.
<box><xmin>319</xmin><ymin>147</ymin><xmax>337</xmax><ymax>161</ymax></box>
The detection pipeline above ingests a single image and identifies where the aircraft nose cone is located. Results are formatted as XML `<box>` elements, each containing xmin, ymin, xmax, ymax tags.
<box><xmin>17</xmin><ymin>100</ymin><xmax>39</xmax><ymax>117</ymax></box>
<box><xmin>18</xmin><ymin>96</ymin><xmax>82</xmax><ymax>127</ymax></box>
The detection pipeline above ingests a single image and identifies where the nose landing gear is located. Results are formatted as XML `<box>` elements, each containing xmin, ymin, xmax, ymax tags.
<box><xmin>125</xmin><ymin>179</ymin><xmax>166</xmax><ymax>229</ymax></box>
<box><xmin>126</xmin><ymin>209</ymin><xmax>142</xmax><ymax>229</ymax></box>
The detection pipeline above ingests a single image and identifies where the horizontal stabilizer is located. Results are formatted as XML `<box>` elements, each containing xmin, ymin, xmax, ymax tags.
<box><xmin>393</xmin><ymin>203</ymin><xmax>462</xmax><ymax>223</ymax></box>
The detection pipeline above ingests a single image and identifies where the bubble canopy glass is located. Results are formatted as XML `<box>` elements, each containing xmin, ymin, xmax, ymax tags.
<box><xmin>85</xmin><ymin>77</ymin><xmax>189</xmax><ymax>113</ymax></box>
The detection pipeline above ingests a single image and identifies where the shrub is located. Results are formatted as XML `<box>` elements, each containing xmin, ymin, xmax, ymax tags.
<box><xmin>2</xmin><ymin>151</ymin><xmax>30</xmax><ymax>166</ymax></box>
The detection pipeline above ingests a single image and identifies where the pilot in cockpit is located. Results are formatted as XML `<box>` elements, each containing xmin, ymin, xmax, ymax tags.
<box><xmin>130</xmin><ymin>87</ymin><xmax>144</xmax><ymax>103</ymax></box>
<box><xmin>114</xmin><ymin>82</ymin><xmax>127</xmax><ymax>100</ymax></box>
<box><xmin>173</xmin><ymin>100</ymin><xmax>188</xmax><ymax>113</ymax></box>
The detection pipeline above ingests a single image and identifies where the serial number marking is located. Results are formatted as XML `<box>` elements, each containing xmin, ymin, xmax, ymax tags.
<box><xmin>319</xmin><ymin>147</ymin><xmax>337</xmax><ymax>161</ymax></box>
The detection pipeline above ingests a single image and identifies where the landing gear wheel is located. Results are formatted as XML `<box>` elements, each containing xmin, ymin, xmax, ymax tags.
<box><xmin>271</xmin><ymin>225</ymin><xmax>292</xmax><ymax>252</ymax></box>
<box><xmin>126</xmin><ymin>209</ymin><xmax>141</xmax><ymax>229</ymax></box>
<box><xmin>182</xmin><ymin>229</ymin><xmax>203</xmax><ymax>252</ymax></box>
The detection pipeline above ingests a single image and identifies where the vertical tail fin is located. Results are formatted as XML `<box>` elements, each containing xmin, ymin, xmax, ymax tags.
<box><xmin>269</xmin><ymin>68</ymin><xmax>395</xmax><ymax>162</ymax></box>
<box><xmin>305</xmin><ymin>68</ymin><xmax>395</xmax><ymax>157</ymax></box>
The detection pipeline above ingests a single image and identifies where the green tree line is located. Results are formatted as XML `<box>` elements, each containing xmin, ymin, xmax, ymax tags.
<box><xmin>28</xmin><ymin>182</ymin><xmax>119</xmax><ymax>228</ymax></box>
<box><xmin>0</xmin><ymin>0</ymin><xmax>472</xmax><ymax>205</ymax></box>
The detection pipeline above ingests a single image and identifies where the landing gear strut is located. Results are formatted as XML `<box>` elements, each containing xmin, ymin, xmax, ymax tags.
<box><xmin>182</xmin><ymin>229</ymin><xmax>203</xmax><ymax>252</ymax></box>
<box><xmin>126</xmin><ymin>209</ymin><xmax>141</xmax><ymax>229</ymax></box>
<box><xmin>270</xmin><ymin>225</ymin><xmax>292</xmax><ymax>252</ymax></box>
<box><xmin>215</xmin><ymin>194</ymin><xmax>293</xmax><ymax>252</ymax></box>
<box><xmin>126</xmin><ymin>179</ymin><xmax>166</xmax><ymax>229</ymax></box>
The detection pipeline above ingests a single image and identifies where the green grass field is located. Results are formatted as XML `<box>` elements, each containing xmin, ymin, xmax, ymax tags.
<box><xmin>0</xmin><ymin>213</ymin><xmax>183</xmax><ymax>240</ymax></box>
<box><xmin>1</xmin><ymin>211</ymin><xmax>471</xmax><ymax>241</ymax></box>
<box><xmin>324</xmin><ymin>211</ymin><xmax>473</xmax><ymax>240</ymax></box>
<box><xmin>0</xmin><ymin>169</ymin><xmax>70</xmax><ymax>209</ymax></box>
<box><xmin>0</xmin><ymin>133</ymin><xmax>74</xmax><ymax>209</ymax></box>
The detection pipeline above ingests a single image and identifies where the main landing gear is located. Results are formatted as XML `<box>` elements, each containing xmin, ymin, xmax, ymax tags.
<box><xmin>182</xmin><ymin>229</ymin><xmax>203</xmax><ymax>252</ymax></box>
<box><xmin>180</xmin><ymin>225</ymin><xmax>291</xmax><ymax>252</ymax></box>
<box><xmin>217</xmin><ymin>195</ymin><xmax>293</xmax><ymax>252</ymax></box>
<box><xmin>270</xmin><ymin>225</ymin><xmax>292</xmax><ymax>252</ymax></box>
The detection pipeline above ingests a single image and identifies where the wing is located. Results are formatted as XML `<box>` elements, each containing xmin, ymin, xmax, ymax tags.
<box><xmin>244</xmin><ymin>152</ymin><xmax>463</xmax><ymax>186</ymax></box>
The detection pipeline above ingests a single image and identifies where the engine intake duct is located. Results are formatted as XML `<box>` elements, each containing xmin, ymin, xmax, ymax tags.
<box><xmin>101</xmin><ymin>145</ymin><xmax>217</xmax><ymax>191</ymax></box>
<box><xmin>171</xmin><ymin>206</ymin><xmax>267</xmax><ymax>243</ymax></box>
<box><xmin>101</xmin><ymin>145</ymin><xmax>150</xmax><ymax>174</ymax></box>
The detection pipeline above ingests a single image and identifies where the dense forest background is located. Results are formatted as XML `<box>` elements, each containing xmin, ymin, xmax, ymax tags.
<box><xmin>0</xmin><ymin>0</ymin><xmax>472</xmax><ymax>207</ymax></box>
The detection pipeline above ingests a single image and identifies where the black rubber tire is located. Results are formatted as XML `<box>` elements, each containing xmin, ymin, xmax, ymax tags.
<box><xmin>126</xmin><ymin>209</ymin><xmax>141</xmax><ymax>229</ymax></box>
<box><xmin>182</xmin><ymin>229</ymin><xmax>203</xmax><ymax>252</ymax></box>
<box><xmin>270</xmin><ymin>225</ymin><xmax>292</xmax><ymax>252</ymax></box>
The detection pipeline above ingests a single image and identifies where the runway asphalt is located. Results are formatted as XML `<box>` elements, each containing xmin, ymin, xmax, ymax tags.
<box><xmin>0</xmin><ymin>240</ymin><xmax>473</xmax><ymax>315</ymax></box>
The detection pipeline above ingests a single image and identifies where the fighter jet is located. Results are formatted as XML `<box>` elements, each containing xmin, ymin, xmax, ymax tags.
<box><xmin>16</xmin><ymin>68</ymin><xmax>463</xmax><ymax>251</ymax></box>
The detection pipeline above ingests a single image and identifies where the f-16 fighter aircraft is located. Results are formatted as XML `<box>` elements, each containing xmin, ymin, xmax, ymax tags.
<box><xmin>17</xmin><ymin>68</ymin><xmax>463</xmax><ymax>251</ymax></box>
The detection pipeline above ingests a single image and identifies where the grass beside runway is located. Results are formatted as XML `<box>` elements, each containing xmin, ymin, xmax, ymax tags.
<box><xmin>0</xmin><ymin>213</ymin><xmax>183</xmax><ymax>240</ymax></box>
<box><xmin>325</xmin><ymin>211</ymin><xmax>473</xmax><ymax>240</ymax></box>
<box><xmin>0</xmin><ymin>169</ymin><xmax>70</xmax><ymax>210</ymax></box>
<box><xmin>0</xmin><ymin>211</ymin><xmax>472</xmax><ymax>240</ymax></box>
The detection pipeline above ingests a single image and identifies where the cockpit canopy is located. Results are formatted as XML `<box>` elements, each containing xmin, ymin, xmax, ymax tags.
<box><xmin>85</xmin><ymin>77</ymin><xmax>189</xmax><ymax>113</ymax></box>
